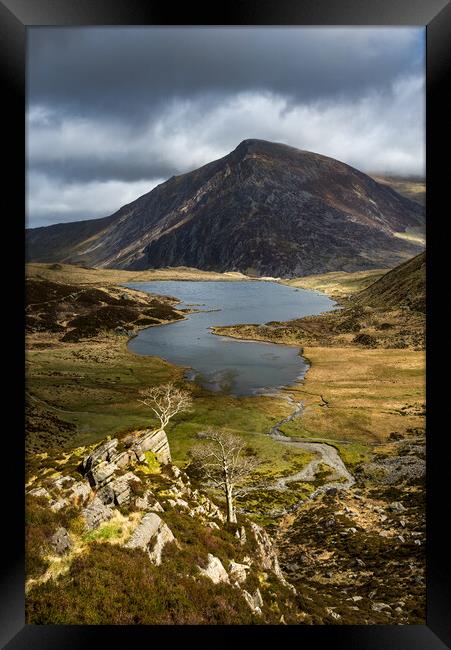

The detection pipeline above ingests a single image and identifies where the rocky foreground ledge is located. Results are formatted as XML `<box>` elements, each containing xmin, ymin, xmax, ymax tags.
<box><xmin>26</xmin><ymin>431</ymin><xmax>298</xmax><ymax>624</ymax></box>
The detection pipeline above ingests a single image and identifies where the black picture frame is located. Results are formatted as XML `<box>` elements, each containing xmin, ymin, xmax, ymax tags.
<box><xmin>2</xmin><ymin>1</ymin><xmax>450</xmax><ymax>647</ymax></box>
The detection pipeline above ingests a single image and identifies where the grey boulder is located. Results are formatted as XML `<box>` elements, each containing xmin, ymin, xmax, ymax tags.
<box><xmin>197</xmin><ymin>553</ymin><xmax>229</xmax><ymax>584</ymax></box>
<box><xmin>82</xmin><ymin>497</ymin><xmax>115</xmax><ymax>531</ymax></box>
<box><xmin>50</xmin><ymin>527</ymin><xmax>72</xmax><ymax>555</ymax></box>
<box><xmin>125</xmin><ymin>513</ymin><xmax>174</xmax><ymax>565</ymax></box>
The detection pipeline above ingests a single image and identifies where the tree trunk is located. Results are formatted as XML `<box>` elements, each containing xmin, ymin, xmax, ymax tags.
<box><xmin>225</xmin><ymin>485</ymin><xmax>237</xmax><ymax>523</ymax></box>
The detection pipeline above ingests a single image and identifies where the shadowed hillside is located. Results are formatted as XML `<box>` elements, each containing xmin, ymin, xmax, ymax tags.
<box><xmin>354</xmin><ymin>252</ymin><xmax>425</xmax><ymax>313</ymax></box>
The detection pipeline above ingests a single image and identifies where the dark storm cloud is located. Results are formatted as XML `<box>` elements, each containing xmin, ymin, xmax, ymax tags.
<box><xmin>28</xmin><ymin>27</ymin><xmax>422</xmax><ymax>118</ymax></box>
<box><xmin>26</xmin><ymin>27</ymin><xmax>425</xmax><ymax>227</ymax></box>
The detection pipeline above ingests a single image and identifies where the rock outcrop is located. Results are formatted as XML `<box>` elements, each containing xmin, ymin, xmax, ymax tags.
<box><xmin>68</xmin><ymin>481</ymin><xmax>91</xmax><ymax>503</ymax></box>
<box><xmin>80</xmin><ymin>430</ymin><xmax>171</xmax><ymax>493</ymax></box>
<box><xmin>125</xmin><ymin>513</ymin><xmax>175</xmax><ymax>565</ymax></box>
<box><xmin>97</xmin><ymin>472</ymin><xmax>141</xmax><ymax>507</ymax></box>
<box><xmin>229</xmin><ymin>560</ymin><xmax>250</xmax><ymax>584</ymax></box>
<box><xmin>87</xmin><ymin>460</ymin><xmax>118</xmax><ymax>489</ymax></box>
<box><xmin>197</xmin><ymin>554</ymin><xmax>229</xmax><ymax>584</ymax></box>
<box><xmin>242</xmin><ymin>588</ymin><xmax>264</xmax><ymax>615</ymax></box>
<box><xmin>82</xmin><ymin>497</ymin><xmax>115</xmax><ymax>531</ymax></box>
<box><xmin>81</xmin><ymin>438</ymin><xmax>119</xmax><ymax>474</ymax></box>
<box><xmin>134</xmin><ymin>490</ymin><xmax>164</xmax><ymax>513</ymax></box>
<box><xmin>250</xmin><ymin>522</ymin><xmax>295</xmax><ymax>593</ymax></box>
<box><xmin>26</xmin><ymin>429</ymin><xmax>302</xmax><ymax>624</ymax></box>
<box><xmin>126</xmin><ymin>429</ymin><xmax>171</xmax><ymax>464</ymax></box>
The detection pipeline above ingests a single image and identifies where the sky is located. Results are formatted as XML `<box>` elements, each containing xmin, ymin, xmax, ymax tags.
<box><xmin>26</xmin><ymin>27</ymin><xmax>425</xmax><ymax>228</ymax></box>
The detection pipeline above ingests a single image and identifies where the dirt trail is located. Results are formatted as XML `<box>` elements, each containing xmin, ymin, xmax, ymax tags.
<box><xmin>242</xmin><ymin>394</ymin><xmax>354</xmax><ymax>500</ymax></box>
<box><xmin>268</xmin><ymin>395</ymin><xmax>355</xmax><ymax>496</ymax></box>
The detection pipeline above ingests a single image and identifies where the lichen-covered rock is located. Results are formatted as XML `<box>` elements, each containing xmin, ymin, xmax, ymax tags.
<box><xmin>134</xmin><ymin>490</ymin><xmax>164</xmax><ymax>513</ymax></box>
<box><xmin>169</xmin><ymin>465</ymin><xmax>182</xmax><ymax>479</ymax></box>
<box><xmin>235</xmin><ymin>526</ymin><xmax>247</xmax><ymax>545</ymax></box>
<box><xmin>242</xmin><ymin>588</ymin><xmax>263</xmax><ymax>615</ymax></box>
<box><xmin>50</xmin><ymin>527</ymin><xmax>72</xmax><ymax>555</ymax></box>
<box><xmin>52</xmin><ymin>476</ymin><xmax>75</xmax><ymax>490</ymax></box>
<box><xmin>197</xmin><ymin>554</ymin><xmax>229</xmax><ymax>584</ymax></box>
<box><xmin>389</xmin><ymin>501</ymin><xmax>406</xmax><ymax>513</ymax></box>
<box><xmin>250</xmin><ymin>522</ymin><xmax>282</xmax><ymax>577</ymax></box>
<box><xmin>49</xmin><ymin>497</ymin><xmax>69</xmax><ymax>512</ymax></box>
<box><xmin>109</xmin><ymin>450</ymin><xmax>130</xmax><ymax>469</ymax></box>
<box><xmin>249</xmin><ymin>522</ymin><xmax>295</xmax><ymax>593</ymax></box>
<box><xmin>68</xmin><ymin>480</ymin><xmax>91</xmax><ymax>503</ymax></box>
<box><xmin>128</xmin><ymin>429</ymin><xmax>171</xmax><ymax>464</ymax></box>
<box><xmin>188</xmin><ymin>498</ymin><xmax>225</xmax><ymax>523</ymax></box>
<box><xmin>81</xmin><ymin>438</ymin><xmax>119</xmax><ymax>474</ymax></box>
<box><xmin>86</xmin><ymin>460</ymin><xmax>117</xmax><ymax>489</ymax></box>
<box><xmin>27</xmin><ymin>487</ymin><xmax>51</xmax><ymax>500</ymax></box>
<box><xmin>189</xmin><ymin>504</ymin><xmax>207</xmax><ymax>518</ymax></box>
<box><xmin>229</xmin><ymin>561</ymin><xmax>250</xmax><ymax>584</ymax></box>
<box><xmin>82</xmin><ymin>497</ymin><xmax>115</xmax><ymax>531</ymax></box>
<box><xmin>97</xmin><ymin>472</ymin><xmax>141</xmax><ymax>506</ymax></box>
<box><xmin>206</xmin><ymin>501</ymin><xmax>225</xmax><ymax>523</ymax></box>
<box><xmin>125</xmin><ymin>513</ymin><xmax>174</xmax><ymax>565</ymax></box>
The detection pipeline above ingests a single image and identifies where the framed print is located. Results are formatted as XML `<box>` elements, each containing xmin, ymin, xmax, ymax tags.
<box><xmin>1</xmin><ymin>0</ymin><xmax>450</xmax><ymax>647</ymax></box>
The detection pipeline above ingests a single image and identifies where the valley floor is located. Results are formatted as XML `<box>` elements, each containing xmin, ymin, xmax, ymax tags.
<box><xmin>25</xmin><ymin>262</ymin><xmax>425</xmax><ymax>625</ymax></box>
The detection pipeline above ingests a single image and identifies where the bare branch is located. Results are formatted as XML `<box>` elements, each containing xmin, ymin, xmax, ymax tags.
<box><xmin>138</xmin><ymin>382</ymin><xmax>193</xmax><ymax>431</ymax></box>
<box><xmin>190</xmin><ymin>428</ymin><xmax>260</xmax><ymax>524</ymax></box>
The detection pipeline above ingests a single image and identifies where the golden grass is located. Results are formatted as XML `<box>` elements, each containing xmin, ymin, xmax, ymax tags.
<box><xmin>284</xmin><ymin>346</ymin><xmax>425</xmax><ymax>445</ymax></box>
<box><xmin>370</xmin><ymin>175</ymin><xmax>425</xmax><ymax>206</ymax></box>
<box><xmin>281</xmin><ymin>269</ymin><xmax>386</xmax><ymax>298</ymax></box>
<box><xmin>26</xmin><ymin>262</ymin><xmax>250</xmax><ymax>285</ymax></box>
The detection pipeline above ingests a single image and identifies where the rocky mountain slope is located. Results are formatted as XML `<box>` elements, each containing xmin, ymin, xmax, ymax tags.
<box><xmin>26</xmin><ymin>139</ymin><xmax>424</xmax><ymax>277</ymax></box>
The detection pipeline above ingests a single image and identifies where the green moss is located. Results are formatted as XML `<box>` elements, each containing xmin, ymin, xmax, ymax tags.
<box><xmin>83</xmin><ymin>523</ymin><xmax>124</xmax><ymax>543</ymax></box>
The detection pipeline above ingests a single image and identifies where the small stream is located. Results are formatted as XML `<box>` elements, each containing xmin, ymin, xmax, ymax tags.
<box><xmin>240</xmin><ymin>395</ymin><xmax>355</xmax><ymax>505</ymax></box>
<box><xmin>124</xmin><ymin>279</ymin><xmax>353</xmax><ymax>508</ymax></box>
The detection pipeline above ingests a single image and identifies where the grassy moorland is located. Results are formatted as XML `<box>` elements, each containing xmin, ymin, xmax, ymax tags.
<box><xmin>25</xmin><ymin>263</ymin><xmax>315</xmax><ymax>485</ymax></box>
<box><xmin>25</xmin><ymin>258</ymin><xmax>426</xmax><ymax>624</ymax></box>
<box><xmin>26</xmin><ymin>328</ymin><xmax>313</xmax><ymax>481</ymax></box>
<box><xmin>281</xmin><ymin>268</ymin><xmax>386</xmax><ymax>299</ymax></box>
<box><xmin>369</xmin><ymin>174</ymin><xmax>425</xmax><ymax>206</ymax></box>
<box><xmin>26</xmin><ymin>262</ymin><xmax>250</xmax><ymax>285</ymax></box>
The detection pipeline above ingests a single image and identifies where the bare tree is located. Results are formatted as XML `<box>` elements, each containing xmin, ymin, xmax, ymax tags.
<box><xmin>190</xmin><ymin>429</ymin><xmax>259</xmax><ymax>524</ymax></box>
<box><xmin>138</xmin><ymin>382</ymin><xmax>192</xmax><ymax>431</ymax></box>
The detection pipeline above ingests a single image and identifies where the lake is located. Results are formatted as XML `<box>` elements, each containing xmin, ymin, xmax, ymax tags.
<box><xmin>124</xmin><ymin>280</ymin><xmax>336</xmax><ymax>396</ymax></box>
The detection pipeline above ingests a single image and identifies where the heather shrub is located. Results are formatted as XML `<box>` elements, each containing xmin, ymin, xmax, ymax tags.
<box><xmin>26</xmin><ymin>543</ymin><xmax>260</xmax><ymax>625</ymax></box>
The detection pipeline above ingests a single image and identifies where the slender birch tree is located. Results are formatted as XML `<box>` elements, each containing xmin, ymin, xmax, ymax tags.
<box><xmin>190</xmin><ymin>429</ymin><xmax>259</xmax><ymax>524</ymax></box>
<box><xmin>138</xmin><ymin>382</ymin><xmax>192</xmax><ymax>431</ymax></box>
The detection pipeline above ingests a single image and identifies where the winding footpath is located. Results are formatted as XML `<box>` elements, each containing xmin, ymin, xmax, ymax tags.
<box><xmin>242</xmin><ymin>394</ymin><xmax>355</xmax><ymax>502</ymax></box>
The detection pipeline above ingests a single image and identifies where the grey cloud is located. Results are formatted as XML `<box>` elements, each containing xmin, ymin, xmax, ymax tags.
<box><xmin>30</xmin><ymin>159</ymin><xmax>177</xmax><ymax>184</ymax></box>
<box><xmin>28</xmin><ymin>27</ymin><xmax>422</xmax><ymax>119</ymax></box>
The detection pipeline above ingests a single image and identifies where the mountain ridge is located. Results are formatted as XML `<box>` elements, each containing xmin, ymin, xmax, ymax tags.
<box><xmin>26</xmin><ymin>139</ymin><xmax>424</xmax><ymax>277</ymax></box>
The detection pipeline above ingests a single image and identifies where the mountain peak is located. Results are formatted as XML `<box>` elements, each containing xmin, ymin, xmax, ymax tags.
<box><xmin>26</xmin><ymin>142</ymin><xmax>424</xmax><ymax>276</ymax></box>
<box><xmin>233</xmin><ymin>138</ymin><xmax>293</xmax><ymax>155</ymax></box>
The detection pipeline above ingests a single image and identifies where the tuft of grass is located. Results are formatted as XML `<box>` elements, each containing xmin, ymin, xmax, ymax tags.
<box><xmin>83</xmin><ymin>523</ymin><xmax>124</xmax><ymax>543</ymax></box>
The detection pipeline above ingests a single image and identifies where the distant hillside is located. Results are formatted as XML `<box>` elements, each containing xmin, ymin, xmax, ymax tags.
<box><xmin>369</xmin><ymin>174</ymin><xmax>425</xmax><ymax>207</ymax></box>
<box><xmin>27</xmin><ymin>139</ymin><xmax>425</xmax><ymax>278</ymax></box>
<box><xmin>355</xmin><ymin>251</ymin><xmax>425</xmax><ymax>313</ymax></box>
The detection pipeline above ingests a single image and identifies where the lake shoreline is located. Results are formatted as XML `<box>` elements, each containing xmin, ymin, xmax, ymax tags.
<box><xmin>124</xmin><ymin>279</ymin><xmax>335</xmax><ymax>397</ymax></box>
